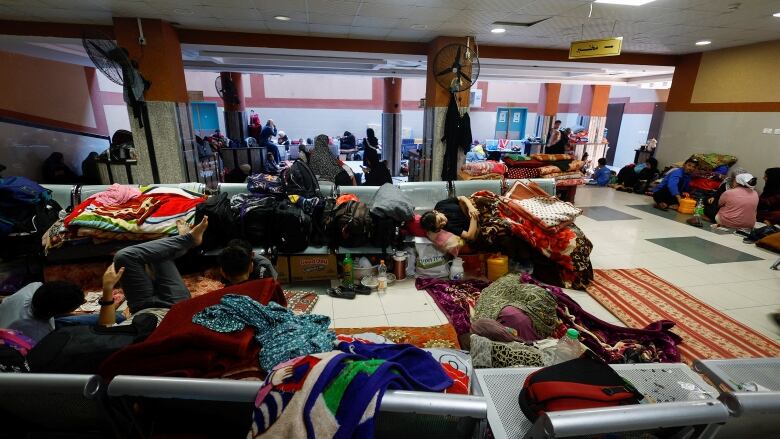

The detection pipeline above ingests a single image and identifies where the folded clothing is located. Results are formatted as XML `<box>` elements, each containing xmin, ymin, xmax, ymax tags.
<box><xmin>458</xmin><ymin>171</ymin><xmax>504</xmax><ymax>181</ymax></box>
<box><xmin>531</xmin><ymin>153</ymin><xmax>574</xmax><ymax>162</ymax></box>
<box><xmin>538</xmin><ymin>165</ymin><xmax>562</xmax><ymax>176</ymax></box>
<box><xmin>88</xmin><ymin>183</ymin><xmax>141</xmax><ymax>206</ymax></box>
<box><xmin>504</xmin><ymin>157</ymin><xmax>547</xmax><ymax>168</ymax></box>
<box><xmin>507</xmin><ymin>167</ymin><xmax>541</xmax><ymax>179</ymax></box>
<box><xmin>517</xmin><ymin>196</ymin><xmax>582</xmax><ymax>230</ymax></box>
<box><xmin>461</xmin><ymin>160</ymin><xmax>508</xmax><ymax>177</ymax></box>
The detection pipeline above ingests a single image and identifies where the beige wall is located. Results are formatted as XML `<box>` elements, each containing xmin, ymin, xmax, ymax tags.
<box><xmin>263</xmin><ymin>74</ymin><xmax>372</xmax><ymax>99</ymax></box>
<box><xmin>657</xmin><ymin>112</ymin><xmax>780</xmax><ymax>191</ymax></box>
<box><xmin>401</xmin><ymin>77</ymin><xmax>426</xmax><ymax>101</ymax></box>
<box><xmin>486</xmin><ymin>80</ymin><xmax>540</xmax><ymax>102</ymax></box>
<box><xmin>610</xmin><ymin>86</ymin><xmax>669</xmax><ymax>103</ymax></box>
<box><xmin>559</xmin><ymin>84</ymin><xmax>584</xmax><ymax>104</ymax></box>
<box><xmin>691</xmin><ymin>40</ymin><xmax>780</xmax><ymax>104</ymax></box>
<box><xmin>0</xmin><ymin>51</ymin><xmax>96</xmax><ymax>128</ymax></box>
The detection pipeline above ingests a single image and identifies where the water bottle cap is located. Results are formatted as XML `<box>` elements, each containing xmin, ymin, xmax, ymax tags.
<box><xmin>566</xmin><ymin>328</ymin><xmax>579</xmax><ymax>339</ymax></box>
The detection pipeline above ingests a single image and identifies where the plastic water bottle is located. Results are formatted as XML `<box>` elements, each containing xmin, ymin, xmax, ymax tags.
<box><xmin>342</xmin><ymin>253</ymin><xmax>354</xmax><ymax>287</ymax></box>
<box><xmin>552</xmin><ymin>329</ymin><xmax>585</xmax><ymax>364</ymax></box>
<box><xmin>377</xmin><ymin>260</ymin><xmax>387</xmax><ymax>292</ymax></box>
<box><xmin>694</xmin><ymin>198</ymin><xmax>704</xmax><ymax>217</ymax></box>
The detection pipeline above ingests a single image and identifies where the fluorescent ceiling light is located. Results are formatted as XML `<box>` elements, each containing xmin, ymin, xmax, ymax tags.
<box><xmin>491</xmin><ymin>27</ymin><xmax>506</xmax><ymax>34</ymax></box>
<box><xmin>274</xmin><ymin>15</ymin><xmax>291</xmax><ymax>21</ymax></box>
<box><xmin>773</xmin><ymin>12</ymin><xmax>780</xmax><ymax>17</ymax></box>
<box><xmin>594</xmin><ymin>0</ymin><xmax>657</xmax><ymax>5</ymax></box>
<box><xmin>410</xmin><ymin>24</ymin><xmax>428</xmax><ymax>30</ymax></box>
<box><xmin>695</xmin><ymin>40</ymin><xmax>711</xmax><ymax>46</ymax></box>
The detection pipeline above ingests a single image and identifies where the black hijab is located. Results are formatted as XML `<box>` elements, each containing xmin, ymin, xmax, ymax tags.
<box><xmin>763</xmin><ymin>167</ymin><xmax>780</xmax><ymax>197</ymax></box>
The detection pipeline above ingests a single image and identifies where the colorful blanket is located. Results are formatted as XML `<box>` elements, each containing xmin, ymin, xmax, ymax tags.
<box><xmin>460</xmin><ymin>160</ymin><xmax>507</xmax><ymax>177</ymax></box>
<box><xmin>65</xmin><ymin>187</ymin><xmax>206</xmax><ymax>235</ymax></box>
<box><xmin>471</xmin><ymin>191</ymin><xmax>593</xmax><ymax>289</ymax></box>
<box><xmin>531</xmin><ymin>153</ymin><xmax>574</xmax><ymax>162</ymax></box>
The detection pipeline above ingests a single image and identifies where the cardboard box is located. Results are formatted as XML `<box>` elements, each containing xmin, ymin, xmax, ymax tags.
<box><xmin>289</xmin><ymin>254</ymin><xmax>338</xmax><ymax>282</ymax></box>
<box><xmin>276</xmin><ymin>256</ymin><xmax>290</xmax><ymax>283</ymax></box>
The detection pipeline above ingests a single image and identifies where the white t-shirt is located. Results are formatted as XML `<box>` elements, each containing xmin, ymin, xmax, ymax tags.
<box><xmin>0</xmin><ymin>282</ymin><xmax>53</xmax><ymax>329</ymax></box>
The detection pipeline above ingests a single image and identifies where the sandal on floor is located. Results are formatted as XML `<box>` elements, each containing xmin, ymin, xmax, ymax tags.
<box><xmin>353</xmin><ymin>284</ymin><xmax>372</xmax><ymax>295</ymax></box>
<box><xmin>654</xmin><ymin>203</ymin><xmax>668</xmax><ymax>211</ymax></box>
<box><xmin>327</xmin><ymin>286</ymin><xmax>356</xmax><ymax>300</ymax></box>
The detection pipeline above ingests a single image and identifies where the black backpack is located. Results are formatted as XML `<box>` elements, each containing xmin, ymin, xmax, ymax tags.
<box><xmin>27</xmin><ymin>314</ymin><xmax>157</xmax><ymax>374</ymax></box>
<box><xmin>282</xmin><ymin>159</ymin><xmax>320</xmax><ymax>198</ymax></box>
<box><xmin>274</xmin><ymin>199</ymin><xmax>312</xmax><ymax>253</ymax></box>
<box><xmin>241</xmin><ymin>196</ymin><xmax>279</xmax><ymax>248</ymax></box>
<box><xmin>370</xmin><ymin>213</ymin><xmax>397</xmax><ymax>253</ymax></box>
<box><xmin>329</xmin><ymin>200</ymin><xmax>372</xmax><ymax>248</ymax></box>
<box><xmin>195</xmin><ymin>193</ymin><xmax>238</xmax><ymax>250</ymax></box>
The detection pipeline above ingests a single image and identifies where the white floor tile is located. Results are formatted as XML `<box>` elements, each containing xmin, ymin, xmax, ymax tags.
<box><xmin>333</xmin><ymin>315</ymin><xmax>389</xmax><ymax>329</ymax></box>
<box><xmin>310</xmin><ymin>295</ymin><xmax>333</xmax><ymax>318</ymax></box>
<box><xmin>683</xmin><ymin>285</ymin><xmax>764</xmax><ymax>310</ymax></box>
<box><xmin>377</xmin><ymin>287</ymin><xmax>436</xmax><ymax>314</ymax></box>
<box><xmin>332</xmin><ymin>293</ymin><xmax>385</xmax><ymax>319</ymax></box>
<box><xmin>386</xmin><ymin>310</ymin><xmax>441</xmax><ymax>327</ymax></box>
<box><xmin>725</xmin><ymin>280</ymin><xmax>780</xmax><ymax>307</ymax></box>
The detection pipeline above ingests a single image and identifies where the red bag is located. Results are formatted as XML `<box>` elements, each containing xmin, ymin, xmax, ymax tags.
<box><xmin>519</xmin><ymin>355</ymin><xmax>642</xmax><ymax>422</ymax></box>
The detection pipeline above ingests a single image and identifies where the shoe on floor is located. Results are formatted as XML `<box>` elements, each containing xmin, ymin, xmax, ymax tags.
<box><xmin>353</xmin><ymin>284</ymin><xmax>372</xmax><ymax>295</ymax></box>
<box><xmin>327</xmin><ymin>286</ymin><xmax>356</xmax><ymax>300</ymax></box>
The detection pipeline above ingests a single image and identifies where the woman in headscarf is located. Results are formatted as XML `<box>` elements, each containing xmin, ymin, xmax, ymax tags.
<box><xmin>80</xmin><ymin>152</ymin><xmax>101</xmax><ymax>184</ymax></box>
<box><xmin>703</xmin><ymin>166</ymin><xmax>746</xmax><ymax>222</ymax></box>
<box><xmin>758</xmin><ymin>167</ymin><xmax>780</xmax><ymax>226</ymax></box>
<box><xmin>361</xmin><ymin>128</ymin><xmax>380</xmax><ymax>168</ymax></box>
<box><xmin>713</xmin><ymin>173</ymin><xmax>759</xmax><ymax>230</ymax></box>
<box><xmin>306</xmin><ymin>134</ymin><xmax>344</xmax><ymax>182</ymax></box>
<box><xmin>362</xmin><ymin>140</ymin><xmax>392</xmax><ymax>187</ymax></box>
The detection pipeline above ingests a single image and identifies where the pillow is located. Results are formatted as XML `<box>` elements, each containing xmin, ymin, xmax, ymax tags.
<box><xmin>503</xmin><ymin>157</ymin><xmax>547</xmax><ymax>168</ymax></box>
<box><xmin>531</xmin><ymin>153</ymin><xmax>574</xmax><ymax>162</ymax></box>
<box><xmin>507</xmin><ymin>167</ymin><xmax>540</xmax><ymax>179</ymax></box>
<box><xmin>538</xmin><ymin>165</ymin><xmax>561</xmax><ymax>176</ymax></box>
<box><xmin>756</xmin><ymin>231</ymin><xmax>780</xmax><ymax>253</ymax></box>
<box><xmin>427</xmin><ymin>230</ymin><xmax>463</xmax><ymax>256</ymax></box>
<box><xmin>403</xmin><ymin>214</ymin><xmax>428</xmax><ymax>238</ymax></box>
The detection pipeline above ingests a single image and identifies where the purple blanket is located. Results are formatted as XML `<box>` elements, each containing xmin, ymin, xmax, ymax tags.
<box><xmin>416</xmin><ymin>275</ymin><xmax>682</xmax><ymax>364</ymax></box>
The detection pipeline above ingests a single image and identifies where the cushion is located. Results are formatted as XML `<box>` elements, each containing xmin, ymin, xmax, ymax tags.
<box><xmin>504</xmin><ymin>157</ymin><xmax>547</xmax><ymax>168</ymax></box>
<box><xmin>538</xmin><ymin>165</ymin><xmax>561</xmax><ymax>176</ymax></box>
<box><xmin>531</xmin><ymin>153</ymin><xmax>574</xmax><ymax>162</ymax></box>
<box><xmin>403</xmin><ymin>214</ymin><xmax>428</xmax><ymax>238</ymax></box>
<box><xmin>756</xmin><ymin>231</ymin><xmax>780</xmax><ymax>253</ymax></box>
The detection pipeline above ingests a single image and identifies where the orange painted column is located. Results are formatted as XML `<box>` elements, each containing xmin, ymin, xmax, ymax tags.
<box><xmin>111</xmin><ymin>18</ymin><xmax>194</xmax><ymax>185</ymax></box>
<box><xmin>538</xmin><ymin>83</ymin><xmax>562</xmax><ymax>151</ymax></box>
<box><xmin>578</xmin><ymin>85</ymin><xmax>611</xmax><ymax>160</ymax></box>
<box><xmin>382</xmin><ymin>77</ymin><xmax>402</xmax><ymax>176</ymax></box>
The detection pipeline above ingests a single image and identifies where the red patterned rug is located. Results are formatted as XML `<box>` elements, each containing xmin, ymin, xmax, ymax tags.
<box><xmin>587</xmin><ymin>268</ymin><xmax>780</xmax><ymax>363</ymax></box>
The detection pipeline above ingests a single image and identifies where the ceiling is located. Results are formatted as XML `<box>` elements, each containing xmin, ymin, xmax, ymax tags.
<box><xmin>0</xmin><ymin>0</ymin><xmax>778</xmax><ymax>55</ymax></box>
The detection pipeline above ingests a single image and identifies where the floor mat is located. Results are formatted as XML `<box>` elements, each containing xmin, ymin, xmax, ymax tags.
<box><xmin>581</xmin><ymin>206</ymin><xmax>640</xmax><ymax>221</ymax></box>
<box><xmin>647</xmin><ymin>236</ymin><xmax>763</xmax><ymax>264</ymax></box>
<box><xmin>586</xmin><ymin>268</ymin><xmax>780</xmax><ymax>364</ymax></box>
<box><xmin>283</xmin><ymin>290</ymin><xmax>318</xmax><ymax>315</ymax></box>
<box><xmin>627</xmin><ymin>204</ymin><xmax>733</xmax><ymax>235</ymax></box>
<box><xmin>333</xmin><ymin>323</ymin><xmax>460</xmax><ymax>349</ymax></box>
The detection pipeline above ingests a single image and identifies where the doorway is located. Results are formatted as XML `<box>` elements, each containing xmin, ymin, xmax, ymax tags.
<box><xmin>647</xmin><ymin>103</ymin><xmax>666</xmax><ymax>141</ymax></box>
<box><xmin>604</xmin><ymin>103</ymin><xmax>625</xmax><ymax>166</ymax></box>
<box><xmin>494</xmin><ymin>107</ymin><xmax>528</xmax><ymax>140</ymax></box>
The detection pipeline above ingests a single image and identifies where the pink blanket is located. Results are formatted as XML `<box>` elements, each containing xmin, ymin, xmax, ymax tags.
<box><xmin>88</xmin><ymin>183</ymin><xmax>141</xmax><ymax>206</ymax></box>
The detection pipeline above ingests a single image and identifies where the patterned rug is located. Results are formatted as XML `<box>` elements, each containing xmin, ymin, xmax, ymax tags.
<box><xmin>586</xmin><ymin>268</ymin><xmax>780</xmax><ymax>363</ymax></box>
<box><xmin>333</xmin><ymin>324</ymin><xmax>460</xmax><ymax>349</ymax></box>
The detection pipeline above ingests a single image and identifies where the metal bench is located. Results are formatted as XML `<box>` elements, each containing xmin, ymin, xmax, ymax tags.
<box><xmin>452</xmin><ymin>180</ymin><xmax>503</xmax><ymax>197</ymax></box>
<box><xmin>693</xmin><ymin>358</ymin><xmax>780</xmax><ymax>438</ymax></box>
<box><xmin>107</xmin><ymin>375</ymin><xmax>486</xmax><ymax>439</ymax></box>
<box><xmin>0</xmin><ymin>373</ymin><xmax>117</xmax><ymax>437</ymax></box>
<box><xmin>474</xmin><ymin>363</ymin><xmax>728</xmax><ymax>439</ymax></box>
<box><xmin>41</xmin><ymin>184</ymin><xmax>76</xmax><ymax>210</ymax></box>
<box><xmin>398</xmin><ymin>181</ymin><xmax>451</xmax><ymax>213</ymax></box>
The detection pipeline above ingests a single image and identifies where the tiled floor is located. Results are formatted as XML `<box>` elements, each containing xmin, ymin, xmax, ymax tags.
<box><xmin>310</xmin><ymin>186</ymin><xmax>780</xmax><ymax>344</ymax></box>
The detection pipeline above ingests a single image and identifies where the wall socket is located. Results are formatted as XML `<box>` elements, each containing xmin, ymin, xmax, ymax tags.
<box><xmin>762</xmin><ymin>128</ymin><xmax>773</xmax><ymax>134</ymax></box>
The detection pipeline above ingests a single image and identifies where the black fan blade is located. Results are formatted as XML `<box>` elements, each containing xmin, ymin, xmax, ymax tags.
<box><xmin>436</xmin><ymin>67</ymin><xmax>453</xmax><ymax>77</ymax></box>
<box><xmin>458</xmin><ymin>70</ymin><xmax>472</xmax><ymax>83</ymax></box>
<box><xmin>88</xmin><ymin>41</ymin><xmax>114</xmax><ymax>61</ymax></box>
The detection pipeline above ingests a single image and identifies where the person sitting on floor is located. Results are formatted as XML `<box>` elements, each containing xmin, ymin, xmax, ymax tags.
<box><xmin>97</xmin><ymin>217</ymin><xmax>209</xmax><ymax>327</ymax></box>
<box><xmin>218</xmin><ymin>239</ymin><xmax>278</xmax><ymax>285</ymax></box>
<box><xmin>588</xmin><ymin>158</ymin><xmax>612</xmax><ymax>187</ymax></box>
<box><xmin>712</xmin><ymin>173</ymin><xmax>759</xmax><ymax>230</ymax></box>
<box><xmin>758</xmin><ymin>167</ymin><xmax>780</xmax><ymax>226</ymax></box>
<box><xmin>0</xmin><ymin>281</ymin><xmax>86</xmax><ymax>342</ymax></box>
<box><xmin>421</xmin><ymin>196</ymin><xmax>480</xmax><ymax>255</ymax></box>
<box><xmin>703</xmin><ymin>167</ymin><xmax>746</xmax><ymax>222</ymax></box>
<box><xmin>652</xmin><ymin>157</ymin><xmax>699</xmax><ymax>211</ymax></box>
<box><xmin>613</xmin><ymin>157</ymin><xmax>659</xmax><ymax>193</ymax></box>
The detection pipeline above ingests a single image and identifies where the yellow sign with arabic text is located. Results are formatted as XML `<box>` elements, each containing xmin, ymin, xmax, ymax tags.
<box><xmin>569</xmin><ymin>37</ymin><xmax>623</xmax><ymax>59</ymax></box>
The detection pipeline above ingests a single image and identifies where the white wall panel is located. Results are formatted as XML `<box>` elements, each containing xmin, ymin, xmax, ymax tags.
<box><xmin>612</xmin><ymin>114</ymin><xmax>652</xmax><ymax>168</ymax></box>
<box><xmin>657</xmin><ymin>111</ymin><xmax>780</xmax><ymax>191</ymax></box>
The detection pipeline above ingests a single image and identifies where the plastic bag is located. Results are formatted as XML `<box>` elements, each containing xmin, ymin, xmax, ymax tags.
<box><xmin>415</xmin><ymin>241</ymin><xmax>450</xmax><ymax>278</ymax></box>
